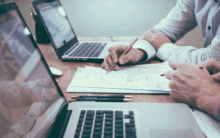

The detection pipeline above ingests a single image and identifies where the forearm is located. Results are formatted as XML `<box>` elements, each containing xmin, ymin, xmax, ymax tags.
<box><xmin>156</xmin><ymin>36</ymin><xmax>220</xmax><ymax>65</ymax></box>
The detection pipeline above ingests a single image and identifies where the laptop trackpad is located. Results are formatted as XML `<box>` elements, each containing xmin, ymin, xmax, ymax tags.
<box><xmin>149</xmin><ymin>129</ymin><xmax>196</xmax><ymax>138</ymax></box>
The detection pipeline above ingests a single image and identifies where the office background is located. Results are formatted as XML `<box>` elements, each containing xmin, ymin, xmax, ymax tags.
<box><xmin>5</xmin><ymin>0</ymin><xmax>204</xmax><ymax>48</ymax></box>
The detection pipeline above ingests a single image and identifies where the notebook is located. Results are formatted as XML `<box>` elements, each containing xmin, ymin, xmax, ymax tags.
<box><xmin>0</xmin><ymin>2</ymin><xmax>205</xmax><ymax>138</ymax></box>
<box><xmin>32</xmin><ymin>0</ymin><xmax>128</xmax><ymax>62</ymax></box>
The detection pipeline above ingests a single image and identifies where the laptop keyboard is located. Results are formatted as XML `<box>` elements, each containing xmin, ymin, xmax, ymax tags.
<box><xmin>74</xmin><ymin>110</ymin><xmax>136</xmax><ymax>138</ymax></box>
<box><xmin>69</xmin><ymin>43</ymin><xmax>107</xmax><ymax>58</ymax></box>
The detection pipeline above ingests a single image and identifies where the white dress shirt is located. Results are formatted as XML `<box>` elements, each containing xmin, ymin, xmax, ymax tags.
<box><xmin>133</xmin><ymin>0</ymin><xmax>220</xmax><ymax>65</ymax></box>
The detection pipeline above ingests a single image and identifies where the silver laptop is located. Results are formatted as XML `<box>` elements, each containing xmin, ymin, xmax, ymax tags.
<box><xmin>0</xmin><ymin>2</ymin><xmax>205</xmax><ymax>138</ymax></box>
<box><xmin>32</xmin><ymin>0</ymin><xmax>127</xmax><ymax>62</ymax></box>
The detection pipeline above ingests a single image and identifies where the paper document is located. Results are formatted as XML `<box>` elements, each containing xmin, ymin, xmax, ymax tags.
<box><xmin>67</xmin><ymin>62</ymin><xmax>172</xmax><ymax>94</ymax></box>
<box><xmin>192</xmin><ymin>109</ymin><xmax>220</xmax><ymax>138</ymax></box>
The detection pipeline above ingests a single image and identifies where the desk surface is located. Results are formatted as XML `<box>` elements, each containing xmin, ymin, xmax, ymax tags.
<box><xmin>38</xmin><ymin>37</ymin><xmax>174</xmax><ymax>103</ymax></box>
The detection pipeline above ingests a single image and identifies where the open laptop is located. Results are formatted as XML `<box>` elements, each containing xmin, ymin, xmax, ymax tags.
<box><xmin>0</xmin><ymin>2</ymin><xmax>205</xmax><ymax>138</ymax></box>
<box><xmin>32</xmin><ymin>0</ymin><xmax>128</xmax><ymax>62</ymax></box>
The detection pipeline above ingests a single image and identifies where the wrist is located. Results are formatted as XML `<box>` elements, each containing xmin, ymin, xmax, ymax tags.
<box><xmin>137</xmin><ymin>49</ymin><xmax>148</xmax><ymax>62</ymax></box>
<box><xmin>197</xmin><ymin>85</ymin><xmax>220</xmax><ymax>120</ymax></box>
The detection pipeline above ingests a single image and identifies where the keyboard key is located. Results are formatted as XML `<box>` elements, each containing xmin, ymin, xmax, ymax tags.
<box><xmin>115</xmin><ymin>128</ymin><xmax>123</xmax><ymax>133</ymax></box>
<box><xmin>115</xmin><ymin>124</ymin><xmax>123</xmax><ymax>128</ymax></box>
<box><xmin>129</xmin><ymin>111</ymin><xmax>134</xmax><ymax>115</ymax></box>
<box><xmin>96</xmin><ymin>110</ymin><xmax>104</xmax><ymax>114</ymax></box>
<box><xmin>105</xmin><ymin>117</ymin><xmax>113</xmax><ymax>121</ymax></box>
<box><xmin>125</xmin><ymin>123</ymin><xmax>135</xmax><ymax>127</ymax></box>
<box><xmin>95</xmin><ymin>122</ymin><xmax>103</xmax><ymax>127</ymax></box>
<box><xmin>94</xmin><ymin>127</ymin><xmax>102</xmax><ymax>131</ymax></box>
<box><xmin>80</xmin><ymin>114</ymin><xmax>85</xmax><ymax>118</ymax></box>
<box><xmin>83</xmin><ymin>129</ymin><xmax>91</xmax><ymax>134</ymax></box>
<box><xmin>130</xmin><ymin>119</ymin><xmax>135</xmax><ymax>123</ymax></box>
<box><xmin>77</xmin><ymin>121</ymin><xmax>83</xmax><ymax>127</ymax></box>
<box><xmin>104</xmin><ymin>130</ymin><xmax>113</xmax><ymax>135</ymax></box>
<box><xmin>81</xmin><ymin>110</ymin><xmax>86</xmax><ymax>114</ymax></box>
<box><xmin>104</xmin><ymin>136</ymin><xmax>112</xmax><ymax>138</ymax></box>
<box><xmin>115</xmin><ymin>132</ymin><xmax>123</xmax><ymax>137</ymax></box>
<box><xmin>76</xmin><ymin>127</ymin><xmax>81</xmax><ymax>132</ymax></box>
<box><xmin>78</xmin><ymin>118</ymin><xmax>84</xmax><ymax>122</ymax></box>
<box><xmin>115</xmin><ymin>111</ymin><xmax>123</xmax><ymax>119</ymax></box>
<box><xmin>125</xmin><ymin>115</ymin><xmax>130</xmax><ymax>118</ymax></box>
<box><xmin>81</xmin><ymin>134</ymin><xmax>90</xmax><ymax>138</ymax></box>
<box><xmin>105</xmin><ymin>126</ymin><xmax>113</xmax><ymax>130</ymax></box>
<box><xmin>95</xmin><ymin>118</ymin><xmax>103</xmax><ymax>122</ymax></box>
<box><xmin>105</xmin><ymin>121</ymin><xmax>113</xmax><ymax>126</ymax></box>
<box><xmin>74</xmin><ymin>132</ymin><xmax>80</xmax><ymax>137</ymax></box>
<box><xmin>86</xmin><ymin>116</ymin><xmax>94</xmax><ymax>120</ymax></box>
<box><xmin>85</xmin><ymin>120</ymin><xmax>93</xmax><ymax>124</ymax></box>
<box><xmin>84</xmin><ymin>124</ymin><xmax>92</xmax><ymax>128</ymax></box>
<box><xmin>105</xmin><ymin>114</ymin><xmax>113</xmax><ymax>117</ymax></box>
<box><xmin>87</xmin><ymin>110</ymin><xmax>95</xmax><ymax>116</ymax></box>
<box><xmin>130</xmin><ymin>115</ymin><xmax>134</xmax><ymax>118</ymax></box>
<box><xmin>96</xmin><ymin>114</ymin><xmax>104</xmax><ymax>118</ymax></box>
<box><xmin>93</xmin><ymin>131</ymin><xmax>102</xmax><ymax>136</ymax></box>
<box><xmin>115</xmin><ymin>119</ymin><xmax>123</xmax><ymax>124</ymax></box>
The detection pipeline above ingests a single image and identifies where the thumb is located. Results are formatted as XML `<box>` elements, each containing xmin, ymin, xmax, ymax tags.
<box><xmin>211</xmin><ymin>72</ymin><xmax>220</xmax><ymax>82</ymax></box>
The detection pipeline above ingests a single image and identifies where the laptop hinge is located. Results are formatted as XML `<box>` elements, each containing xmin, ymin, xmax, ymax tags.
<box><xmin>48</xmin><ymin>104</ymin><xmax>72</xmax><ymax>138</ymax></box>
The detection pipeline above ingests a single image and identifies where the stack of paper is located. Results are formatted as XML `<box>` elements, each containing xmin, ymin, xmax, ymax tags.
<box><xmin>67</xmin><ymin>62</ymin><xmax>173</xmax><ymax>94</ymax></box>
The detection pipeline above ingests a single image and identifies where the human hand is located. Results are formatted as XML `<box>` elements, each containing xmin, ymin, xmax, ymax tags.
<box><xmin>101</xmin><ymin>45</ymin><xmax>146</xmax><ymax>71</ymax></box>
<box><xmin>143</xmin><ymin>29</ymin><xmax>172</xmax><ymax>51</ymax></box>
<box><xmin>199</xmin><ymin>59</ymin><xmax>220</xmax><ymax>83</ymax></box>
<box><xmin>164</xmin><ymin>60</ymin><xmax>220</xmax><ymax>119</ymax></box>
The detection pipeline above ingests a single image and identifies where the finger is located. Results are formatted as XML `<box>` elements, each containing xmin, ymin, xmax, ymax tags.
<box><xmin>108</xmin><ymin>46</ymin><xmax>125</xmax><ymax>63</ymax></box>
<box><xmin>164</xmin><ymin>70</ymin><xmax>173</xmax><ymax>80</ymax></box>
<box><xmin>106</xmin><ymin>56</ymin><xmax>114</xmax><ymax>70</ymax></box>
<box><xmin>168</xmin><ymin>60</ymin><xmax>186</xmax><ymax>70</ymax></box>
<box><xmin>102</xmin><ymin>57</ymin><xmax>109</xmax><ymax>70</ymax></box>
<box><xmin>200</xmin><ymin>59</ymin><xmax>220</xmax><ymax>74</ymax></box>
<box><xmin>211</xmin><ymin>72</ymin><xmax>220</xmax><ymax>82</ymax></box>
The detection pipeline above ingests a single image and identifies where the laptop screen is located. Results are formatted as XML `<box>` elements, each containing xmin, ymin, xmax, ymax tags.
<box><xmin>36</xmin><ymin>0</ymin><xmax>75</xmax><ymax>49</ymax></box>
<box><xmin>0</xmin><ymin>3</ymin><xmax>66</xmax><ymax>138</ymax></box>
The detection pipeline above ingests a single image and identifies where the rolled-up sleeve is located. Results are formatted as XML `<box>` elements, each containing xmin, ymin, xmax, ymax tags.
<box><xmin>153</xmin><ymin>0</ymin><xmax>197</xmax><ymax>43</ymax></box>
<box><xmin>156</xmin><ymin>35</ymin><xmax>220</xmax><ymax>65</ymax></box>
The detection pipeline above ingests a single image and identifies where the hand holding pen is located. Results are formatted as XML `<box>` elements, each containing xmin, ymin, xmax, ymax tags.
<box><xmin>102</xmin><ymin>38</ymin><xmax>147</xmax><ymax>72</ymax></box>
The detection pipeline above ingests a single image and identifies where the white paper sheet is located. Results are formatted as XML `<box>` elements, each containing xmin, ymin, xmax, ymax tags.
<box><xmin>67</xmin><ymin>62</ymin><xmax>172</xmax><ymax>94</ymax></box>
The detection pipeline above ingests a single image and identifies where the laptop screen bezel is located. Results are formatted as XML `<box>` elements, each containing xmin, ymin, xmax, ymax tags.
<box><xmin>32</xmin><ymin>0</ymin><xmax>79</xmax><ymax>59</ymax></box>
<box><xmin>0</xmin><ymin>2</ymin><xmax>69</xmax><ymax>137</ymax></box>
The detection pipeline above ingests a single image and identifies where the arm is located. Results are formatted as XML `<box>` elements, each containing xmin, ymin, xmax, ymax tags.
<box><xmin>157</xmin><ymin>35</ymin><xmax>220</xmax><ymax>65</ymax></box>
<box><xmin>140</xmin><ymin>0</ymin><xmax>197</xmax><ymax>61</ymax></box>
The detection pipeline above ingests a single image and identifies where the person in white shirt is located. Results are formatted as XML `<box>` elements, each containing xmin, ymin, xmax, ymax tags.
<box><xmin>101</xmin><ymin>0</ymin><xmax>220</xmax><ymax>121</ymax></box>
<box><xmin>102</xmin><ymin>0</ymin><xmax>220</xmax><ymax>70</ymax></box>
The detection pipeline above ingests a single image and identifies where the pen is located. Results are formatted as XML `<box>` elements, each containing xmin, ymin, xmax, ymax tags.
<box><xmin>77</xmin><ymin>97</ymin><xmax>131</xmax><ymax>101</ymax></box>
<box><xmin>76</xmin><ymin>98</ymin><xmax>132</xmax><ymax>102</ymax></box>
<box><xmin>107</xmin><ymin>38</ymin><xmax>138</xmax><ymax>73</ymax></box>
<box><xmin>71</xmin><ymin>95</ymin><xmax>133</xmax><ymax>99</ymax></box>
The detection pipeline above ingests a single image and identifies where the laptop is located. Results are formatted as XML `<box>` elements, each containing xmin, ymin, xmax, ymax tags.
<box><xmin>0</xmin><ymin>2</ymin><xmax>205</xmax><ymax>138</ymax></box>
<box><xmin>32</xmin><ymin>0</ymin><xmax>128</xmax><ymax>62</ymax></box>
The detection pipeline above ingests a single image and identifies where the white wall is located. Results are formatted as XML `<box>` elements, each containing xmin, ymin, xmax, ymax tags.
<box><xmin>5</xmin><ymin>0</ymin><xmax>204</xmax><ymax>48</ymax></box>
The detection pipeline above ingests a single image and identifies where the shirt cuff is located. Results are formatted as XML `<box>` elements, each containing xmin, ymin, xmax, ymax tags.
<box><xmin>156</xmin><ymin>43</ymin><xmax>178</xmax><ymax>61</ymax></box>
<box><xmin>132</xmin><ymin>40</ymin><xmax>156</xmax><ymax>62</ymax></box>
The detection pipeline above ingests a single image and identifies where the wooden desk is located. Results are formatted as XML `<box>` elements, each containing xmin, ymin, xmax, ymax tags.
<box><xmin>38</xmin><ymin>37</ymin><xmax>174</xmax><ymax>103</ymax></box>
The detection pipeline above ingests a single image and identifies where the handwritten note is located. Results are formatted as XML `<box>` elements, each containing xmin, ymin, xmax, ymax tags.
<box><xmin>67</xmin><ymin>62</ymin><xmax>173</xmax><ymax>94</ymax></box>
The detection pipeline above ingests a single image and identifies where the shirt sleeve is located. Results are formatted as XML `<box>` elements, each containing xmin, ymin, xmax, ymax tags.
<box><xmin>156</xmin><ymin>35</ymin><xmax>220</xmax><ymax>65</ymax></box>
<box><xmin>153</xmin><ymin>0</ymin><xmax>197</xmax><ymax>43</ymax></box>
<box><xmin>134</xmin><ymin>0</ymin><xmax>198</xmax><ymax>63</ymax></box>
